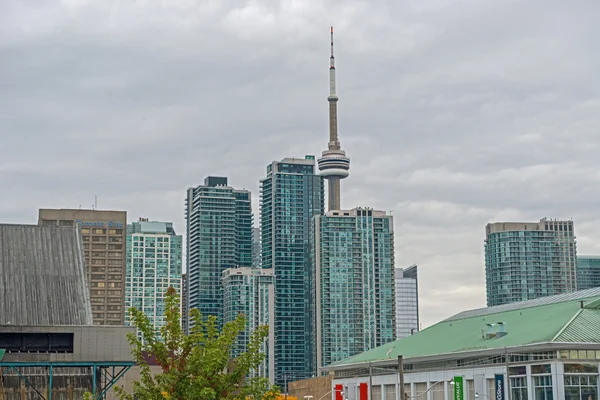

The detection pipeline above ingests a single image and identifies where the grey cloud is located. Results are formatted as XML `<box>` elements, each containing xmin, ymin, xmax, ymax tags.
<box><xmin>1</xmin><ymin>0</ymin><xmax>599</xmax><ymax>327</ymax></box>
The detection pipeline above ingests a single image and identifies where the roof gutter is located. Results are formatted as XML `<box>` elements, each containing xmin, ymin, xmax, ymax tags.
<box><xmin>323</xmin><ymin>342</ymin><xmax>599</xmax><ymax>372</ymax></box>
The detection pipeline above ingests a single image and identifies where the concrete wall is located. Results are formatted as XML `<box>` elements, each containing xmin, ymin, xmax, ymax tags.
<box><xmin>1</xmin><ymin>325</ymin><xmax>134</xmax><ymax>363</ymax></box>
<box><xmin>289</xmin><ymin>375</ymin><xmax>333</xmax><ymax>400</ymax></box>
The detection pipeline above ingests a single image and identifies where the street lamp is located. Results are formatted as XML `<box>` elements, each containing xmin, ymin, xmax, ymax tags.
<box><xmin>475</xmin><ymin>393</ymin><xmax>492</xmax><ymax>399</ymax></box>
<box><xmin>304</xmin><ymin>396</ymin><xmax>314</xmax><ymax>400</ymax></box>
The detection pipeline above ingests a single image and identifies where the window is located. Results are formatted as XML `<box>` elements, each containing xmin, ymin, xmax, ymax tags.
<box><xmin>564</xmin><ymin>375</ymin><xmax>598</xmax><ymax>400</ymax></box>
<box><xmin>511</xmin><ymin>377</ymin><xmax>528</xmax><ymax>400</ymax></box>
<box><xmin>533</xmin><ymin>376</ymin><xmax>552</xmax><ymax>400</ymax></box>
<box><xmin>385</xmin><ymin>385</ymin><xmax>395</xmax><ymax>400</ymax></box>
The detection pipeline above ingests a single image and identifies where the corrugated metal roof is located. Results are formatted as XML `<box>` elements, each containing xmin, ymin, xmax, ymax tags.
<box><xmin>446</xmin><ymin>287</ymin><xmax>600</xmax><ymax>321</ymax></box>
<box><xmin>0</xmin><ymin>224</ymin><xmax>93</xmax><ymax>326</ymax></box>
<box><xmin>554</xmin><ymin>309</ymin><xmax>600</xmax><ymax>343</ymax></box>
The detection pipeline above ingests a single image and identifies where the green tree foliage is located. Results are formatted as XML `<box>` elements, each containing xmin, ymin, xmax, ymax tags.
<box><xmin>87</xmin><ymin>287</ymin><xmax>278</xmax><ymax>400</ymax></box>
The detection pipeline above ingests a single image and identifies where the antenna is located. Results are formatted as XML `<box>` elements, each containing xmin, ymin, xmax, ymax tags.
<box><xmin>330</xmin><ymin>26</ymin><xmax>334</xmax><ymax>57</ymax></box>
<box><xmin>94</xmin><ymin>195</ymin><xmax>98</xmax><ymax>210</ymax></box>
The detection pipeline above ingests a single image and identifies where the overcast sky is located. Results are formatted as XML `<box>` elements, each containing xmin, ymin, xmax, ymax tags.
<box><xmin>1</xmin><ymin>0</ymin><xmax>599</xmax><ymax>327</ymax></box>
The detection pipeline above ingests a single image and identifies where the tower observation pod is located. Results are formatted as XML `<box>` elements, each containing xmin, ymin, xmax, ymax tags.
<box><xmin>318</xmin><ymin>26</ymin><xmax>350</xmax><ymax>211</ymax></box>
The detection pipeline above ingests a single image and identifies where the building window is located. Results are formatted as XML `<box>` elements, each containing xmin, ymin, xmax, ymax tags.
<box><xmin>564</xmin><ymin>375</ymin><xmax>598</xmax><ymax>400</ymax></box>
<box><xmin>511</xmin><ymin>376</ymin><xmax>528</xmax><ymax>400</ymax></box>
<box><xmin>430</xmin><ymin>381</ymin><xmax>444</xmax><ymax>400</ymax></box>
<box><xmin>533</xmin><ymin>376</ymin><xmax>552</xmax><ymax>400</ymax></box>
<box><xmin>384</xmin><ymin>385</ymin><xmax>395</xmax><ymax>400</ymax></box>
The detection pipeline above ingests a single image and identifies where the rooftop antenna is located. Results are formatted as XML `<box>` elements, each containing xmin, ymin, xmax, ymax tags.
<box><xmin>94</xmin><ymin>195</ymin><xmax>98</xmax><ymax>210</ymax></box>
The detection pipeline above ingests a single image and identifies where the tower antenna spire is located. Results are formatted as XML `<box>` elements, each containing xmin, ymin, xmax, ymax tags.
<box><xmin>330</xmin><ymin>26</ymin><xmax>334</xmax><ymax>58</ymax></box>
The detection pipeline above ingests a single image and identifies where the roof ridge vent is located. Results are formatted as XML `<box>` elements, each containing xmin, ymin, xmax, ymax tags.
<box><xmin>484</xmin><ymin>322</ymin><xmax>507</xmax><ymax>340</ymax></box>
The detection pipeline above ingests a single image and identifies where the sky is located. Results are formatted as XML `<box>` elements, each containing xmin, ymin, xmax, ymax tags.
<box><xmin>1</xmin><ymin>0</ymin><xmax>599</xmax><ymax>327</ymax></box>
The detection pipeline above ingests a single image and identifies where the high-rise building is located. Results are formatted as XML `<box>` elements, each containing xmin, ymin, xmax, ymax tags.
<box><xmin>38</xmin><ymin>208</ymin><xmax>127</xmax><ymax>325</ymax></box>
<box><xmin>252</xmin><ymin>227</ymin><xmax>261</xmax><ymax>268</ymax></box>
<box><xmin>485</xmin><ymin>218</ymin><xmax>577</xmax><ymax>307</ymax></box>
<box><xmin>313</xmin><ymin>207</ymin><xmax>396</xmax><ymax>371</ymax></box>
<box><xmin>181</xmin><ymin>272</ymin><xmax>188</xmax><ymax>333</ymax></box>
<box><xmin>394</xmin><ymin>265</ymin><xmax>419</xmax><ymax>339</ymax></box>
<box><xmin>125</xmin><ymin>218</ymin><xmax>182</xmax><ymax>340</ymax></box>
<box><xmin>260</xmin><ymin>155</ymin><xmax>324</xmax><ymax>387</ymax></box>
<box><xmin>576</xmin><ymin>256</ymin><xmax>600</xmax><ymax>291</ymax></box>
<box><xmin>317</xmin><ymin>27</ymin><xmax>350</xmax><ymax>212</ymax></box>
<box><xmin>186</xmin><ymin>176</ymin><xmax>253</xmax><ymax>329</ymax></box>
<box><xmin>222</xmin><ymin>267</ymin><xmax>275</xmax><ymax>383</ymax></box>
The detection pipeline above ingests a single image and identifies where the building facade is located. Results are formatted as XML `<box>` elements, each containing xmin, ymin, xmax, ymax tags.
<box><xmin>252</xmin><ymin>227</ymin><xmax>261</xmax><ymax>268</ymax></box>
<box><xmin>185</xmin><ymin>176</ymin><xmax>253</xmax><ymax>330</ymax></box>
<box><xmin>395</xmin><ymin>265</ymin><xmax>420</xmax><ymax>339</ymax></box>
<box><xmin>222</xmin><ymin>267</ymin><xmax>275</xmax><ymax>383</ymax></box>
<box><xmin>577</xmin><ymin>256</ymin><xmax>600</xmax><ymax>291</ymax></box>
<box><xmin>260</xmin><ymin>156</ymin><xmax>325</xmax><ymax>387</ymax></box>
<box><xmin>125</xmin><ymin>218</ymin><xmax>182</xmax><ymax>340</ymax></box>
<box><xmin>313</xmin><ymin>208</ymin><xmax>396</xmax><ymax>372</ymax></box>
<box><xmin>485</xmin><ymin>218</ymin><xmax>577</xmax><ymax>307</ymax></box>
<box><xmin>181</xmin><ymin>272</ymin><xmax>188</xmax><ymax>333</ymax></box>
<box><xmin>325</xmin><ymin>288</ymin><xmax>600</xmax><ymax>400</ymax></box>
<box><xmin>38</xmin><ymin>208</ymin><xmax>127</xmax><ymax>325</ymax></box>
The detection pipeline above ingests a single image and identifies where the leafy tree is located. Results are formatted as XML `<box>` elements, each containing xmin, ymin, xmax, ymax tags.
<box><xmin>86</xmin><ymin>287</ymin><xmax>278</xmax><ymax>400</ymax></box>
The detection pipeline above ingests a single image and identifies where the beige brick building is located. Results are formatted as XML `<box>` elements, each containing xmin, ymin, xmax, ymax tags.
<box><xmin>39</xmin><ymin>209</ymin><xmax>127</xmax><ymax>325</ymax></box>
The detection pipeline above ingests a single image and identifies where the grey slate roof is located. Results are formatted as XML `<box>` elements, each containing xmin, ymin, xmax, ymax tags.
<box><xmin>0</xmin><ymin>224</ymin><xmax>93</xmax><ymax>326</ymax></box>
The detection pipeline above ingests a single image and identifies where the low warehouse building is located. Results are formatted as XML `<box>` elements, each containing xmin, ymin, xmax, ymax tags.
<box><xmin>0</xmin><ymin>224</ymin><xmax>134</xmax><ymax>399</ymax></box>
<box><xmin>324</xmin><ymin>288</ymin><xmax>600</xmax><ymax>400</ymax></box>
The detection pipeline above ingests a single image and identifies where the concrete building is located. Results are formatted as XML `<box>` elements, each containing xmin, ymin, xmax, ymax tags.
<box><xmin>577</xmin><ymin>256</ymin><xmax>600</xmax><ymax>291</ymax></box>
<box><xmin>324</xmin><ymin>287</ymin><xmax>600</xmax><ymax>400</ymax></box>
<box><xmin>222</xmin><ymin>267</ymin><xmax>275</xmax><ymax>383</ymax></box>
<box><xmin>39</xmin><ymin>208</ymin><xmax>128</xmax><ymax>325</ymax></box>
<box><xmin>260</xmin><ymin>155</ymin><xmax>325</xmax><ymax>387</ymax></box>
<box><xmin>395</xmin><ymin>265</ymin><xmax>420</xmax><ymax>339</ymax></box>
<box><xmin>485</xmin><ymin>218</ymin><xmax>577</xmax><ymax>307</ymax></box>
<box><xmin>125</xmin><ymin>218</ymin><xmax>183</xmax><ymax>341</ymax></box>
<box><xmin>185</xmin><ymin>176</ymin><xmax>253</xmax><ymax>330</ymax></box>
<box><xmin>0</xmin><ymin>224</ymin><xmax>133</xmax><ymax>399</ymax></box>
<box><xmin>313</xmin><ymin>207</ymin><xmax>396</xmax><ymax>372</ymax></box>
<box><xmin>317</xmin><ymin>27</ymin><xmax>350</xmax><ymax>212</ymax></box>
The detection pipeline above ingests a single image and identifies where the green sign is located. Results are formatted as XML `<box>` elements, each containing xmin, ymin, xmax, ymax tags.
<box><xmin>453</xmin><ymin>376</ymin><xmax>464</xmax><ymax>400</ymax></box>
<box><xmin>0</xmin><ymin>349</ymin><xmax>5</xmax><ymax>361</ymax></box>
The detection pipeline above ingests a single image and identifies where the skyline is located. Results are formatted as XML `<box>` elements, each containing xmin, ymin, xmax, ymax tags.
<box><xmin>2</xmin><ymin>0</ymin><xmax>600</xmax><ymax>327</ymax></box>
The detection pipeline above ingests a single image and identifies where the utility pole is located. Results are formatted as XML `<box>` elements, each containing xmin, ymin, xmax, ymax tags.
<box><xmin>369</xmin><ymin>364</ymin><xmax>373</xmax><ymax>400</ymax></box>
<box><xmin>285</xmin><ymin>375</ymin><xmax>288</xmax><ymax>400</ymax></box>
<box><xmin>398</xmin><ymin>356</ymin><xmax>405</xmax><ymax>400</ymax></box>
<box><xmin>505</xmin><ymin>348</ymin><xmax>512</xmax><ymax>400</ymax></box>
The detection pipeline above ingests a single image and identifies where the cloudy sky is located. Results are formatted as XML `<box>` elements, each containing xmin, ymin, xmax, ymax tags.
<box><xmin>1</xmin><ymin>0</ymin><xmax>599</xmax><ymax>327</ymax></box>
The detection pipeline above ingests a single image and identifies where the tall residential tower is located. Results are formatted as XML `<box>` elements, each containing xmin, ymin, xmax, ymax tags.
<box><xmin>485</xmin><ymin>218</ymin><xmax>577</xmax><ymax>306</ymax></box>
<box><xmin>260</xmin><ymin>156</ymin><xmax>325</xmax><ymax>387</ymax></box>
<box><xmin>125</xmin><ymin>218</ymin><xmax>183</xmax><ymax>340</ymax></box>
<box><xmin>313</xmin><ymin>208</ymin><xmax>396</xmax><ymax>371</ymax></box>
<box><xmin>185</xmin><ymin>177</ymin><xmax>253</xmax><ymax>330</ymax></box>
<box><xmin>395</xmin><ymin>265</ymin><xmax>420</xmax><ymax>339</ymax></box>
<box><xmin>317</xmin><ymin>27</ymin><xmax>350</xmax><ymax>211</ymax></box>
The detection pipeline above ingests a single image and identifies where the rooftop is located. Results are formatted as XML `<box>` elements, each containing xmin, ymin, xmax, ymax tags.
<box><xmin>0</xmin><ymin>224</ymin><xmax>93</xmax><ymax>326</ymax></box>
<box><xmin>327</xmin><ymin>287</ymin><xmax>600</xmax><ymax>369</ymax></box>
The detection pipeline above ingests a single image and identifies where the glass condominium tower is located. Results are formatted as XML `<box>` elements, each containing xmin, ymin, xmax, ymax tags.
<box><xmin>313</xmin><ymin>207</ymin><xmax>396</xmax><ymax>371</ymax></box>
<box><xmin>394</xmin><ymin>265</ymin><xmax>419</xmax><ymax>339</ymax></box>
<box><xmin>485</xmin><ymin>218</ymin><xmax>577</xmax><ymax>307</ymax></box>
<box><xmin>260</xmin><ymin>155</ymin><xmax>324</xmax><ymax>388</ymax></box>
<box><xmin>576</xmin><ymin>256</ymin><xmax>600</xmax><ymax>291</ymax></box>
<box><xmin>186</xmin><ymin>176</ymin><xmax>253</xmax><ymax>330</ymax></box>
<box><xmin>125</xmin><ymin>218</ymin><xmax>183</xmax><ymax>340</ymax></box>
<box><xmin>222</xmin><ymin>267</ymin><xmax>275</xmax><ymax>384</ymax></box>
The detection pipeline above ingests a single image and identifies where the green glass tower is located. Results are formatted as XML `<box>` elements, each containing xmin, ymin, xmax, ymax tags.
<box><xmin>260</xmin><ymin>156</ymin><xmax>324</xmax><ymax>387</ymax></box>
<box><xmin>576</xmin><ymin>256</ymin><xmax>600</xmax><ymax>291</ymax></box>
<box><xmin>186</xmin><ymin>176</ymin><xmax>253</xmax><ymax>330</ymax></box>
<box><xmin>125</xmin><ymin>219</ymin><xmax>183</xmax><ymax>341</ymax></box>
<box><xmin>222</xmin><ymin>267</ymin><xmax>275</xmax><ymax>383</ymax></box>
<box><xmin>313</xmin><ymin>208</ymin><xmax>396</xmax><ymax>371</ymax></box>
<box><xmin>485</xmin><ymin>218</ymin><xmax>577</xmax><ymax>307</ymax></box>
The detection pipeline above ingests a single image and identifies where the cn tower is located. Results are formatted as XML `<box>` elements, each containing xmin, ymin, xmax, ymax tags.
<box><xmin>318</xmin><ymin>26</ymin><xmax>350</xmax><ymax>211</ymax></box>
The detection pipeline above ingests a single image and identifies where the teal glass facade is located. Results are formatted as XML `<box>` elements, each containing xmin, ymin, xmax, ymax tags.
<box><xmin>576</xmin><ymin>256</ymin><xmax>600</xmax><ymax>291</ymax></box>
<box><xmin>186</xmin><ymin>176</ymin><xmax>253</xmax><ymax>330</ymax></box>
<box><xmin>260</xmin><ymin>156</ymin><xmax>324</xmax><ymax>387</ymax></box>
<box><xmin>313</xmin><ymin>208</ymin><xmax>396</xmax><ymax>370</ymax></box>
<box><xmin>222</xmin><ymin>267</ymin><xmax>275</xmax><ymax>383</ymax></box>
<box><xmin>125</xmin><ymin>220</ymin><xmax>183</xmax><ymax>341</ymax></box>
<box><xmin>485</xmin><ymin>219</ymin><xmax>577</xmax><ymax>307</ymax></box>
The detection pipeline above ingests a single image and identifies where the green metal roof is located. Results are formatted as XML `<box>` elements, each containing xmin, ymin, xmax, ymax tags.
<box><xmin>0</xmin><ymin>349</ymin><xmax>4</xmax><ymax>361</ymax></box>
<box><xmin>329</xmin><ymin>294</ymin><xmax>600</xmax><ymax>368</ymax></box>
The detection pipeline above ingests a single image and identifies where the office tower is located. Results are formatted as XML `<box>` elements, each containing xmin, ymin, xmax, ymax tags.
<box><xmin>252</xmin><ymin>227</ymin><xmax>261</xmax><ymax>268</ymax></box>
<box><xmin>260</xmin><ymin>155</ymin><xmax>324</xmax><ymax>387</ymax></box>
<box><xmin>394</xmin><ymin>265</ymin><xmax>420</xmax><ymax>339</ymax></box>
<box><xmin>313</xmin><ymin>207</ymin><xmax>396</xmax><ymax>371</ymax></box>
<box><xmin>125</xmin><ymin>218</ymin><xmax>183</xmax><ymax>340</ymax></box>
<box><xmin>576</xmin><ymin>256</ymin><xmax>600</xmax><ymax>291</ymax></box>
<box><xmin>182</xmin><ymin>272</ymin><xmax>188</xmax><ymax>333</ymax></box>
<box><xmin>222</xmin><ymin>267</ymin><xmax>275</xmax><ymax>384</ymax></box>
<box><xmin>485</xmin><ymin>218</ymin><xmax>577</xmax><ymax>307</ymax></box>
<box><xmin>39</xmin><ymin>208</ymin><xmax>127</xmax><ymax>325</ymax></box>
<box><xmin>317</xmin><ymin>27</ymin><xmax>350</xmax><ymax>212</ymax></box>
<box><xmin>186</xmin><ymin>176</ymin><xmax>253</xmax><ymax>328</ymax></box>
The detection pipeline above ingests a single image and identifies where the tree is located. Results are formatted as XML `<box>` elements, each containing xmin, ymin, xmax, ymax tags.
<box><xmin>87</xmin><ymin>287</ymin><xmax>278</xmax><ymax>400</ymax></box>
